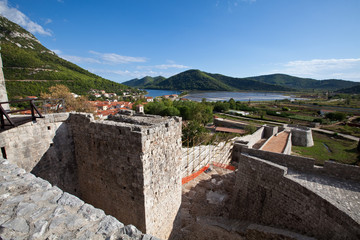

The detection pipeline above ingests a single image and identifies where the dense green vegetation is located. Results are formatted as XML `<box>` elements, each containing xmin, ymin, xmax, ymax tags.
<box><xmin>145</xmin><ymin>99</ymin><xmax>213</xmax><ymax>124</ymax></box>
<box><xmin>144</xmin><ymin>99</ymin><xmax>214</xmax><ymax>146</ymax></box>
<box><xmin>123</xmin><ymin>70</ymin><xmax>360</xmax><ymax>92</ymax></box>
<box><xmin>124</xmin><ymin>70</ymin><xmax>293</xmax><ymax>91</ymax></box>
<box><xmin>0</xmin><ymin>16</ymin><xmax>132</xmax><ymax>99</ymax></box>
<box><xmin>336</xmin><ymin>85</ymin><xmax>360</xmax><ymax>94</ymax></box>
<box><xmin>247</xmin><ymin>74</ymin><xmax>360</xmax><ymax>91</ymax></box>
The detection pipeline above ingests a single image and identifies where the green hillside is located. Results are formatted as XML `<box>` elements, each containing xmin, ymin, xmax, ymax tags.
<box><xmin>206</xmin><ymin>73</ymin><xmax>292</xmax><ymax>91</ymax></box>
<box><xmin>125</xmin><ymin>76</ymin><xmax>166</xmax><ymax>88</ymax></box>
<box><xmin>123</xmin><ymin>69</ymin><xmax>293</xmax><ymax>91</ymax></box>
<box><xmin>336</xmin><ymin>85</ymin><xmax>360</xmax><ymax>94</ymax></box>
<box><xmin>0</xmin><ymin>16</ymin><xmax>131</xmax><ymax>99</ymax></box>
<box><xmin>248</xmin><ymin>74</ymin><xmax>359</xmax><ymax>90</ymax></box>
<box><xmin>123</xmin><ymin>70</ymin><xmax>359</xmax><ymax>92</ymax></box>
<box><xmin>157</xmin><ymin>70</ymin><xmax>235</xmax><ymax>91</ymax></box>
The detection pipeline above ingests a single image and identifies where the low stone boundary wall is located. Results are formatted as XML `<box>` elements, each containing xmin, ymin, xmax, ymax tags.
<box><xmin>181</xmin><ymin>140</ymin><xmax>233</xmax><ymax>178</ymax></box>
<box><xmin>282</xmin><ymin>132</ymin><xmax>292</xmax><ymax>155</ymax></box>
<box><xmin>0</xmin><ymin>113</ymin><xmax>77</xmax><ymax>195</ymax></box>
<box><xmin>230</xmin><ymin>154</ymin><xmax>360</xmax><ymax>240</ymax></box>
<box><xmin>233</xmin><ymin>142</ymin><xmax>360</xmax><ymax>182</ymax></box>
<box><xmin>322</xmin><ymin>161</ymin><xmax>360</xmax><ymax>182</ymax></box>
<box><xmin>234</xmin><ymin>126</ymin><xmax>264</xmax><ymax>148</ymax></box>
<box><xmin>232</xmin><ymin>143</ymin><xmax>315</xmax><ymax>172</ymax></box>
<box><xmin>214</xmin><ymin>118</ymin><xmax>249</xmax><ymax>129</ymax></box>
<box><xmin>0</xmin><ymin>158</ymin><xmax>157</xmax><ymax>240</ymax></box>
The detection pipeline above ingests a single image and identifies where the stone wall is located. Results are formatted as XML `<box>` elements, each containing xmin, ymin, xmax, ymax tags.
<box><xmin>181</xmin><ymin>140</ymin><xmax>234</xmax><ymax>177</ymax></box>
<box><xmin>141</xmin><ymin>115</ymin><xmax>182</xmax><ymax>239</ymax></box>
<box><xmin>232</xmin><ymin>143</ymin><xmax>315</xmax><ymax>171</ymax></box>
<box><xmin>282</xmin><ymin>132</ymin><xmax>292</xmax><ymax>155</ymax></box>
<box><xmin>322</xmin><ymin>161</ymin><xmax>360</xmax><ymax>182</ymax></box>
<box><xmin>233</xmin><ymin>142</ymin><xmax>360</xmax><ymax>182</ymax></box>
<box><xmin>0</xmin><ymin>158</ymin><xmax>158</xmax><ymax>240</ymax></box>
<box><xmin>290</xmin><ymin>126</ymin><xmax>314</xmax><ymax>147</ymax></box>
<box><xmin>0</xmin><ymin>113</ymin><xmax>77</xmax><ymax>194</ymax></box>
<box><xmin>0</xmin><ymin>52</ymin><xmax>9</xmax><ymax>110</ymax></box>
<box><xmin>263</xmin><ymin>125</ymin><xmax>278</xmax><ymax>138</ymax></box>
<box><xmin>230</xmin><ymin>154</ymin><xmax>360</xmax><ymax>239</ymax></box>
<box><xmin>214</xmin><ymin>117</ymin><xmax>249</xmax><ymax>129</ymax></box>
<box><xmin>68</xmin><ymin>113</ymin><xmax>182</xmax><ymax>239</ymax></box>
<box><xmin>234</xmin><ymin>126</ymin><xmax>264</xmax><ymax>148</ymax></box>
<box><xmin>1</xmin><ymin>112</ymin><xmax>182</xmax><ymax>239</ymax></box>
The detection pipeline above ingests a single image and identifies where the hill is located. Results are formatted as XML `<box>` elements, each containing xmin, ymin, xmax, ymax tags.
<box><xmin>247</xmin><ymin>74</ymin><xmax>359</xmax><ymax>90</ymax></box>
<box><xmin>123</xmin><ymin>70</ymin><xmax>359</xmax><ymax>92</ymax></box>
<box><xmin>335</xmin><ymin>85</ymin><xmax>360</xmax><ymax>94</ymax></box>
<box><xmin>206</xmin><ymin>73</ymin><xmax>292</xmax><ymax>91</ymax></box>
<box><xmin>0</xmin><ymin>16</ymin><xmax>131</xmax><ymax>99</ymax></box>
<box><xmin>124</xmin><ymin>76</ymin><xmax>166</xmax><ymax>88</ymax></box>
<box><xmin>123</xmin><ymin>70</ymin><xmax>293</xmax><ymax>91</ymax></box>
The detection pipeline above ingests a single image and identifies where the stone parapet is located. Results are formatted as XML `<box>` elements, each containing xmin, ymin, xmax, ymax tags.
<box><xmin>0</xmin><ymin>158</ymin><xmax>158</xmax><ymax>240</ymax></box>
<box><xmin>0</xmin><ymin>112</ymin><xmax>181</xmax><ymax>239</ymax></box>
<box><xmin>230</xmin><ymin>154</ymin><xmax>360</xmax><ymax>239</ymax></box>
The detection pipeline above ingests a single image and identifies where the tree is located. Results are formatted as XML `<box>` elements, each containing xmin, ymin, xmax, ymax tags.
<box><xmin>214</xmin><ymin>101</ymin><xmax>230</xmax><ymax>112</ymax></box>
<box><xmin>41</xmin><ymin>84</ymin><xmax>94</xmax><ymax>113</ymax></box>
<box><xmin>160</xmin><ymin>107</ymin><xmax>180</xmax><ymax>116</ymax></box>
<box><xmin>182</xmin><ymin>120</ymin><xmax>208</xmax><ymax>147</ymax></box>
<box><xmin>228</xmin><ymin>98</ymin><xmax>236</xmax><ymax>110</ymax></box>
<box><xmin>325</xmin><ymin>112</ymin><xmax>346</xmax><ymax>121</ymax></box>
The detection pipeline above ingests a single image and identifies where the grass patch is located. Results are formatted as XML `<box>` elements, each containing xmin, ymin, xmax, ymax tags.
<box><xmin>288</xmin><ymin>114</ymin><xmax>315</xmax><ymax>122</ymax></box>
<box><xmin>321</xmin><ymin>124</ymin><xmax>360</xmax><ymax>138</ymax></box>
<box><xmin>292</xmin><ymin>132</ymin><xmax>359</xmax><ymax>166</ymax></box>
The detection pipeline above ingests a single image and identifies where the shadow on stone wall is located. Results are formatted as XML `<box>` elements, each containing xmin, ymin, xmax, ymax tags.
<box><xmin>31</xmin><ymin>121</ymin><xmax>78</xmax><ymax>196</ymax></box>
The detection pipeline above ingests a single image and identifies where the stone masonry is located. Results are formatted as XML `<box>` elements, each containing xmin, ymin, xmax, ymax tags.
<box><xmin>0</xmin><ymin>157</ymin><xmax>159</xmax><ymax>240</ymax></box>
<box><xmin>0</xmin><ymin>112</ymin><xmax>182</xmax><ymax>239</ymax></box>
<box><xmin>230</xmin><ymin>153</ymin><xmax>360</xmax><ymax>239</ymax></box>
<box><xmin>0</xmin><ymin>50</ymin><xmax>9</xmax><ymax>110</ymax></box>
<box><xmin>71</xmin><ymin>113</ymin><xmax>182</xmax><ymax>239</ymax></box>
<box><xmin>0</xmin><ymin>113</ymin><xmax>77</xmax><ymax>195</ymax></box>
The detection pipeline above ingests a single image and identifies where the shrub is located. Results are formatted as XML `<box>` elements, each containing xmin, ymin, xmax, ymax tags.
<box><xmin>325</xmin><ymin>112</ymin><xmax>346</xmax><ymax>121</ymax></box>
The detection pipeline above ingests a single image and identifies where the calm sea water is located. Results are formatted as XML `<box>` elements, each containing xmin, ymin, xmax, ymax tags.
<box><xmin>144</xmin><ymin>89</ymin><xmax>181</xmax><ymax>97</ymax></box>
<box><xmin>184</xmin><ymin>91</ymin><xmax>298</xmax><ymax>102</ymax></box>
<box><xmin>145</xmin><ymin>89</ymin><xmax>298</xmax><ymax>102</ymax></box>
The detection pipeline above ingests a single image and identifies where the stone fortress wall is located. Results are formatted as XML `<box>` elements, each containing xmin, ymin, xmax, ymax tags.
<box><xmin>230</xmin><ymin>152</ymin><xmax>360</xmax><ymax>239</ymax></box>
<box><xmin>0</xmin><ymin>156</ymin><xmax>158</xmax><ymax>240</ymax></box>
<box><xmin>0</xmin><ymin>112</ymin><xmax>182</xmax><ymax>239</ymax></box>
<box><xmin>0</xmin><ymin>51</ymin><xmax>9</xmax><ymax>109</ymax></box>
<box><xmin>288</xmin><ymin>124</ymin><xmax>314</xmax><ymax>147</ymax></box>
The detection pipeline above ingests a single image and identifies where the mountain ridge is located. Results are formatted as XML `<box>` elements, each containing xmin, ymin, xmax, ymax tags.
<box><xmin>123</xmin><ymin>70</ymin><xmax>360</xmax><ymax>91</ymax></box>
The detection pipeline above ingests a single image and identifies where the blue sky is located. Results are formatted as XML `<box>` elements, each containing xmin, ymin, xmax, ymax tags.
<box><xmin>1</xmin><ymin>0</ymin><xmax>360</xmax><ymax>83</ymax></box>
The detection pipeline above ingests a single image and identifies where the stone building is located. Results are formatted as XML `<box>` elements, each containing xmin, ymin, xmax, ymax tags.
<box><xmin>0</xmin><ymin>112</ymin><xmax>182</xmax><ymax>239</ymax></box>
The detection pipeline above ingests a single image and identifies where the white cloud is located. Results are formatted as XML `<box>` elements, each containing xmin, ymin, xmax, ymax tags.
<box><xmin>61</xmin><ymin>55</ymin><xmax>100</xmax><ymax>64</ymax></box>
<box><xmin>90</xmin><ymin>68</ymin><xmax>176</xmax><ymax>80</ymax></box>
<box><xmin>137</xmin><ymin>64</ymin><xmax>189</xmax><ymax>70</ymax></box>
<box><xmin>270</xmin><ymin>58</ymin><xmax>360</xmax><ymax>81</ymax></box>
<box><xmin>51</xmin><ymin>49</ymin><xmax>62</xmax><ymax>55</ymax></box>
<box><xmin>0</xmin><ymin>0</ymin><xmax>52</xmax><ymax>36</ymax></box>
<box><xmin>44</xmin><ymin>18</ymin><xmax>52</xmax><ymax>25</ymax></box>
<box><xmin>89</xmin><ymin>50</ymin><xmax>147</xmax><ymax>64</ymax></box>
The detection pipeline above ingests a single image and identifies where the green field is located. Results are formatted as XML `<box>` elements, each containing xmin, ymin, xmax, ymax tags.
<box><xmin>292</xmin><ymin>132</ymin><xmax>359</xmax><ymax>166</ymax></box>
